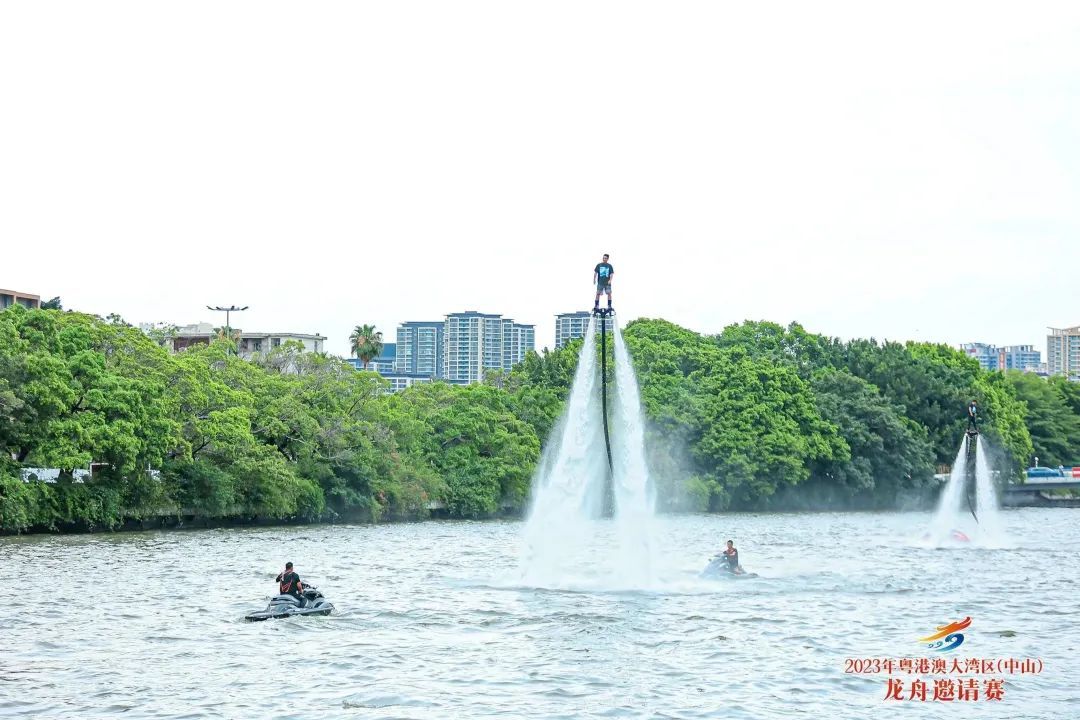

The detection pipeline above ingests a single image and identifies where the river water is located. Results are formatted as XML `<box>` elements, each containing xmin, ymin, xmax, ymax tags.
<box><xmin>2</xmin><ymin>510</ymin><xmax>1077</xmax><ymax>719</ymax></box>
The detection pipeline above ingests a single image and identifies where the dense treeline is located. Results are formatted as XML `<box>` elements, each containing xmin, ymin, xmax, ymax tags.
<box><xmin>1</xmin><ymin>307</ymin><xmax>1075</xmax><ymax>533</ymax></box>
<box><xmin>0</xmin><ymin>307</ymin><xmax>537</xmax><ymax>532</ymax></box>
<box><xmin>509</xmin><ymin>319</ymin><xmax>1040</xmax><ymax>512</ymax></box>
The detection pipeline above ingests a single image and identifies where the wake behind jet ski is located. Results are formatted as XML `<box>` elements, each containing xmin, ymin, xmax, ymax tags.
<box><xmin>700</xmin><ymin>556</ymin><xmax>758</xmax><ymax>580</ymax></box>
<box><xmin>244</xmin><ymin>585</ymin><xmax>334</xmax><ymax>621</ymax></box>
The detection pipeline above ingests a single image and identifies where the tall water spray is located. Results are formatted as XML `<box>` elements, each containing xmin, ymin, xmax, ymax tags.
<box><xmin>927</xmin><ymin>434</ymin><xmax>1005</xmax><ymax>546</ymax></box>
<box><xmin>519</xmin><ymin>316</ymin><xmax>658</xmax><ymax>588</ymax></box>
<box><xmin>930</xmin><ymin>440</ymin><xmax>970</xmax><ymax>541</ymax></box>
<box><xmin>520</xmin><ymin>319</ymin><xmax>608</xmax><ymax>585</ymax></box>
<box><xmin>973</xmin><ymin>436</ymin><xmax>1003</xmax><ymax>541</ymax></box>
<box><xmin>610</xmin><ymin>325</ymin><xmax>656</xmax><ymax>585</ymax></box>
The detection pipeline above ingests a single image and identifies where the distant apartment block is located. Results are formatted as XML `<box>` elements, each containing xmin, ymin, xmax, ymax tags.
<box><xmin>1047</xmin><ymin>326</ymin><xmax>1080</xmax><ymax>380</ymax></box>
<box><xmin>443</xmin><ymin>311</ymin><xmax>535</xmax><ymax>384</ymax></box>
<box><xmin>961</xmin><ymin>343</ymin><xmax>997</xmax><ymax>371</ymax></box>
<box><xmin>961</xmin><ymin>342</ymin><xmax>1041</xmax><ymax>373</ymax></box>
<box><xmin>147</xmin><ymin>322</ymin><xmax>326</xmax><ymax>358</ymax></box>
<box><xmin>444</xmin><ymin>311</ymin><xmax>502</xmax><ymax>384</ymax></box>
<box><xmin>502</xmin><ymin>319</ymin><xmax>535</xmax><ymax>371</ymax></box>
<box><xmin>395</xmin><ymin>322</ymin><xmax>444</xmax><ymax>377</ymax></box>
<box><xmin>998</xmin><ymin>345</ymin><xmax>1041</xmax><ymax>372</ymax></box>
<box><xmin>555</xmin><ymin>311</ymin><xmax>593</xmax><ymax>348</ymax></box>
<box><xmin>389</xmin><ymin>312</ymin><xmax>536</xmax><ymax>386</ymax></box>
<box><xmin>0</xmin><ymin>288</ymin><xmax>40</xmax><ymax>310</ymax></box>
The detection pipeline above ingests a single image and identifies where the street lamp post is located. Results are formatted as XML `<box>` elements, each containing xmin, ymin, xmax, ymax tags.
<box><xmin>207</xmin><ymin>305</ymin><xmax>249</xmax><ymax>330</ymax></box>
<box><xmin>207</xmin><ymin>305</ymin><xmax>249</xmax><ymax>353</ymax></box>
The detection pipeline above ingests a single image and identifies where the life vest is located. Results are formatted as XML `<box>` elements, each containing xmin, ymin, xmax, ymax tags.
<box><xmin>279</xmin><ymin>571</ymin><xmax>300</xmax><ymax>595</ymax></box>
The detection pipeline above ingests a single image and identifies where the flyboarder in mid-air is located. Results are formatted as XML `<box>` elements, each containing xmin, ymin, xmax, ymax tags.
<box><xmin>593</xmin><ymin>253</ymin><xmax>614</xmax><ymax>314</ymax></box>
<box><xmin>967</xmin><ymin>400</ymin><xmax>978</xmax><ymax>434</ymax></box>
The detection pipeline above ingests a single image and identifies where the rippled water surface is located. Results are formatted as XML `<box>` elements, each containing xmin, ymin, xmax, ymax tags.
<box><xmin>3</xmin><ymin>510</ymin><xmax>1078</xmax><ymax>719</ymax></box>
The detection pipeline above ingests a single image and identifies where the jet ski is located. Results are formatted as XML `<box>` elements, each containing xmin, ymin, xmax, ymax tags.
<box><xmin>244</xmin><ymin>585</ymin><xmax>334</xmax><ymax>621</ymax></box>
<box><xmin>700</xmin><ymin>557</ymin><xmax>758</xmax><ymax>580</ymax></box>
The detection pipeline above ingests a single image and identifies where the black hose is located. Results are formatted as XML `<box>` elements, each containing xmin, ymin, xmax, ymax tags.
<box><xmin>965</xmin><ymin>432</ymin><xmax>979</xmax><ymax>523</ymax></box>
<box><xmin>600</xmin><ymin>313</ymin><xmax>613</xmax><ymax>475</ymax></box>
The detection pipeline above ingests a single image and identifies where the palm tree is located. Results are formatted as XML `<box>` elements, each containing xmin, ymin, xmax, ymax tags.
<box><xmin>349</xmin><ymin>324</ymin><xmax>384</xmax><ymax>370</ymax></box>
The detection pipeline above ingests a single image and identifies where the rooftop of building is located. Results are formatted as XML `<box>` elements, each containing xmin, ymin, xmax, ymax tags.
<box><xmin>164</xmin><ymin>322</ymin><xmax>326</xmax><ymax>341</ymax></box>
<box><xmin>0</xmin><ymin>288</ymin><xmax>40</xmax><ymax>300</ymax></box>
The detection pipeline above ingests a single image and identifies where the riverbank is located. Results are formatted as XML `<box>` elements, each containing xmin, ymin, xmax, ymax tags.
<box><xmin>10</xmin><ymin>472</ymin><xmax>1077</xmax><ymax>537</ymax></box>
<box><xmin>0</xmin><ymin>496</ymin><xmax>521</xmax><ymax>536</ymax></box>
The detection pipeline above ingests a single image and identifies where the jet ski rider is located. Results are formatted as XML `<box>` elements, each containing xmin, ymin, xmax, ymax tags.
<box><xmin>276</xmin><ymin>562</ymin><xmax>305</xmax><ymax>606</ymax></box>
<box><xmin>721</xmin><ymin>540</ymin><xmax>745</xmax><ymax>575</ymax></box>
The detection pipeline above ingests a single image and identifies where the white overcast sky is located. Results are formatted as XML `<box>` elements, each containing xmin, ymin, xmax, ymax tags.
<box><xmin>3</xmin><ymin>3</ymin><xmax>1079</xmax><ymax>357</ymax></box>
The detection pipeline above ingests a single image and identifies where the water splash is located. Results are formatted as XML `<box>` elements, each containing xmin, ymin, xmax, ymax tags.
<box><xmin>924</xmin><ymin>434</ymin><xmax>1007</xmax><ymax>548</ymax></box>
<box><xmin>610</xmin><ymin>324</ymin><xmax>656</xmax><ymax>586</ymax></box>
<box><xmin>520</xmin><ymin>318</ymin><xmax>608</xmax><ymax>585</ymax></box>
<box><xmin>973</xmin><ymin>435</ymin><xmax>1006</xmax><ymax>546</ymax></box>
<box><xmin>519</xmin><ymin>317</ymin><xmax>658</xmax><ymax>589</ymax></box>
<box><xmin>929</xmin><ymin>440</ymin><xmax>970</xmax><ymax>544</ymax></box>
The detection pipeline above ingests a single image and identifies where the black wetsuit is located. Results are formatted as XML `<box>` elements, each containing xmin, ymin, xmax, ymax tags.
<box><xmin>276</xmin><ymin>570</ymin><xmax>304</xmax><ymax>604</ymax></box>
<box><xmin>967</xmin><ymin>404</ymin><xmax>978</xmax><ymax>431</ymax></box>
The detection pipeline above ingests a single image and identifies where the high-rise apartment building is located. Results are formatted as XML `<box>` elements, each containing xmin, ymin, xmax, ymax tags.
<box><xmin>442</xmin><ymin>311</ymin><xmax>535</xmax><ymax>384</ymax></box>
<box><xmin>962</xmin><ymin>342</ymin><xmax>1042</xmax><ymax>373</ymax></box>
<box><xmin>960</xmin><ymin>343</ymin><xmax>998</xmax><ymax>371</ymax></box>
<box><xmin>502</xmin><ymin>319</ymin><xmax>535</xmax><ymax>371</ymax></box>
<box><xmin>444</xmin><ymin>311</ymin><xmax>503</xmax><ymax>384</ymax></box>
<box><xmin>555</xmin><ymin>311</ymin><xmax>593</xmax><ymax>349</ymax></box>
<box><xmin>1047</xmin><ymin>327</ymin><xmax>1080</xmax><ymax>379</ymax></box>
<box><xmin>395</xmin><ymin>321</ymin><xmax>444</xmax><ymax>378</ymax></box>
<box><xmin>997</xmin><ymin>345</ymin><xmax>1041</xmax><ymax>372</ymax></box>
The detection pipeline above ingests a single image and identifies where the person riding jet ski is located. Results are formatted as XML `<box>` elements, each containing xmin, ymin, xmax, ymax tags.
<box><xmin>701</xmin><ymin>540</ymin><xmax>756</xmax><ymax>579</ymax></box>
<box><xmin>276</xmin><ymin>561</ymin><xmax>305</xmax><ymax>607</ymax></box>
<box><xmin>245</xmin><ymin>562</ymin><xmax>334</xmax><ymax>621</ymax></box>
<box><xmin>719</xmin><ymin>540</ymin><xmax>746</xmax><ymax>575</ymax></box>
